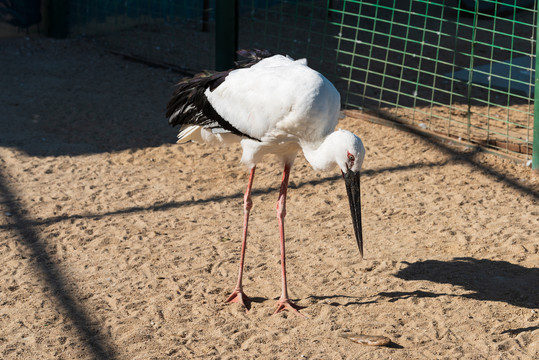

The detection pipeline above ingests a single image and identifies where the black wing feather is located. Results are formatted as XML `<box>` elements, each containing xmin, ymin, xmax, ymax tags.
<box><xmin>166</xmin><ymin>49</ymin><xmax>273</xmax><ymax>140</ymax></box>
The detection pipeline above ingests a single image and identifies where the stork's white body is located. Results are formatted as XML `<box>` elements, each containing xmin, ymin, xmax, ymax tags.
<box><xmin>178</xmin><ymin>55</ymin><xmax>346</xmax><ymax>170</ymax></box>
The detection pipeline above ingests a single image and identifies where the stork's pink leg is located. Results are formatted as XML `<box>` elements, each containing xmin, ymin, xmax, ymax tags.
<box><xmin>274</xmin><ymin>163</ymin><xmax>305</xmax><ymax>316</ymax></box>
<box><xmin>226</xmin><ymin>166</ymin><xmax>256</xmax><ymax>311</ymax></box>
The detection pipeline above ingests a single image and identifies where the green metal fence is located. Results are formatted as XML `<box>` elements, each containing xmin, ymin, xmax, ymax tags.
<box><xmin>331</xmin><ymin>0</ymin><xmax>537</xmax><ymax>163</ymax></box>
<box><xmin>67</xmin><ymin>0</ymin><xmax>538</xmax><ymax>167</ymax></box>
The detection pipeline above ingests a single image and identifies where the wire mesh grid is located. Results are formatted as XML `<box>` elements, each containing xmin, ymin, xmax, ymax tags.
<box><xmin>331</xmin><ymin>0</ymin><xmax>536</xmax><ymax>158</ymax></box>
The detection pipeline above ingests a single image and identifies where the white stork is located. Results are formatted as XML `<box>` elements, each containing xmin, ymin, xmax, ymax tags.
<box><xmin>166</xmin><ymin>49</ymin><xmax>365</xmax><ymax>316</ymax></box>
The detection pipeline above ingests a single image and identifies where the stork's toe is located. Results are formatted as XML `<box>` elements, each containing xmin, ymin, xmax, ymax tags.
<box><xmin>226</xmin><ymin>288</ymin><xmax>251</xmax><ymax>311</ymax></box>
<box><xmin>273</xmin><ymin>298</ymin><xmax>306</xmax><ymax>317</ymax></box>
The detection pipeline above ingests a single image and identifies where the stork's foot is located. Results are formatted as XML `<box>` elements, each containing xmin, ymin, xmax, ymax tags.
<box><xmin>273</xmin><ymin>298</ymin><xmax>306</xmax><ymax>317</ymax></box>
<box><xmin>226</xmin><ymin>288</ymin><xmax>251</xmax><ymax>311</ymax></box>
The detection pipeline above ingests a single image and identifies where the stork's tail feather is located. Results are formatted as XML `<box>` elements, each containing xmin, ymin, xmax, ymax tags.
<box><xmin>166</xmin><ymin>75</ymin><xmax>209</xmax><ymax>127</ymax></box>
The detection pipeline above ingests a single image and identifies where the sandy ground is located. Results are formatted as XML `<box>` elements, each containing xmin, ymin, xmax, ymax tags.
<box><xmin>0</xmin><ymin>37</ymin><xmax>538</xmax><ymax>359</ymax></box>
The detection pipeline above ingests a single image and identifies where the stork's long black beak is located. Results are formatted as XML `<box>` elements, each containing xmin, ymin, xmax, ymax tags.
<box><xmin>343</xmin><ymin>170</ymin><xmax>363</xmax><ymax>258</ymax></box>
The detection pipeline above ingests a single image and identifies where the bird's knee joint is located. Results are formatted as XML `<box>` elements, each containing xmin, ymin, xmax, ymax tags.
<box><xmin>276</xmin><ymin>204</ymin><xmax>286</xmax><ymax>219</ymax></box>
<box><xmin>244</xmin><ymin>195</ymin><xmax>253</xmax><ymax>212</ymax></box>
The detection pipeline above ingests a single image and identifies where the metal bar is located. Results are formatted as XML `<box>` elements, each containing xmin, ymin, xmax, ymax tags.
<box><xmin>465</xmin><ymin>2</ymin><xmax>480</xmax><ymax>142</ymax></box>
<box><xmin>215</xmin><ymin>0</ymin><xmax>238</xmax><ymax>71</ymax></box>
<box><xmin>395</xmin><ymin>0</ymin><xmax>415</xmax><ymax>122</ymax></box>
<box><xmin>48</xmin><ymin>0</ymin><xmax>69</xmax><ymax>38</ymax></box>
<box><xmin>202</xmin><ymin>0</ymin><xmax>211</xmax><ymax>32</ymax></box>
<box><xmin>379</xmin><ymin>0</ymin><xmax>397</xmax><ymax>110</ymax></box>
<box><xmin>337</xmin><ymin>2</ymin><xmax>351</xmax><ymax>106</ymax></box>
<box><xmin>533</xmin><ymin>7</ymin><xmax>539</xmax><ymax>169</ymax></box>
<box><xmin>411</xmin><ymin>1</ymin><xmax>429</xmax><ymax>123</ymax></box>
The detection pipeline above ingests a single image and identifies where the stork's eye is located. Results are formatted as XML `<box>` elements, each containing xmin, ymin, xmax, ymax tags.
<box><xmin>346</xmin><ymin>152</ymin><xmax>355</xmax><ymax>169</ymax></box>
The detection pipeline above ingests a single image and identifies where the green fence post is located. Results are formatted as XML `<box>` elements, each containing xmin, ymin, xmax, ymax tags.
<box><xmin>533</xmin><ymin>15</ymin><xmax>539</xmax><ymax>170</ymax></box>
<box><xmin>215</xmin><ymin>0</ymin><xmax>238</xmax><ymax>71</ymax></box>
<box><xmin>48</xmin><ymin>0</ymin><xmax>69</xmax><ymax>38</ymax></box>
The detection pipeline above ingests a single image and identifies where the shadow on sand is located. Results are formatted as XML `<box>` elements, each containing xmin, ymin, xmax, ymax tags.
<box><xmin>380</xmin><ymin>257</ymin><xmax>539</xmax><ymax>309</ymax></box>
<box><xmin>0</xmin><ymin>171</ymin><xmax>118</xmax><ymax>359</ymax></box>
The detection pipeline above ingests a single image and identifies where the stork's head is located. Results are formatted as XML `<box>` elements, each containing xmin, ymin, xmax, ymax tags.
<box><xmin>333</xmin><ymin>130</ymin><xmax>365</xmax><ymax>258</ymax></box>
<box><xmin>332</xmin><ymin>129</ymin><xmax>365</xmax><ymax>173</ymax></box>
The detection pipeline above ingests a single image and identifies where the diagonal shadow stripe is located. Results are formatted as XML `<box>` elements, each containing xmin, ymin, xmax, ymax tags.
<box><xmin>0</xmin><ymin>159</ymin><xmax>448</xmax><ymax>231</ymax></box>
<box><xmin>359</xmin><ymin>111</ymin><xmax>539</xmax><ymax>200</ymax></box>
<box><xmin>0</xmin><ymin>169</ymin><xmax>117</xmax><ymax>360</ymax></box>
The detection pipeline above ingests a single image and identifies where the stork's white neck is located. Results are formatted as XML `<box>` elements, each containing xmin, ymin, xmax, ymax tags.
<box><xmin>301</xmin><ymin>132</ymin><xmax>340</xmax><ymax>172</ymax></box>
